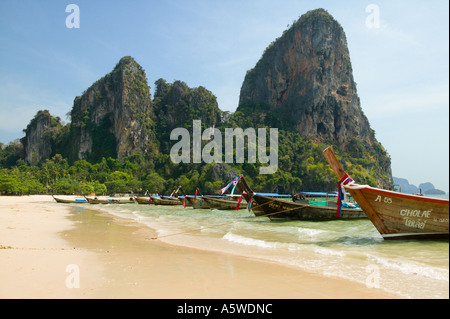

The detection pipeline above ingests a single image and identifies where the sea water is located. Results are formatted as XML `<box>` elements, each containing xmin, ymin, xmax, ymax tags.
<box><xmin>80</xmin><ymin>197</ymin><xmax>449</xmax><ymax>299</ymax></box>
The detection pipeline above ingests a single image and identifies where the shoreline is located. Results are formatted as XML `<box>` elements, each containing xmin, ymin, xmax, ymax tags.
<box><xmin>1</xmin><ymin>195</ymin><xmax>400</xmax><ymax>299</ymax></box>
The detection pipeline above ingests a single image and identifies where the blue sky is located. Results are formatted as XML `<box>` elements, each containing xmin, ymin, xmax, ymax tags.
<box><xmin>0</xmin><ymin>0</ymin><xmax>448</xmax><ymax>192</ymax></box>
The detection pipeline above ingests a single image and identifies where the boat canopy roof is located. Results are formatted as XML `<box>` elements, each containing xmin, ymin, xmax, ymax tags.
<box><xmin>255</xmin><ymin>193</ymin><xmax>291</xmax><ymax>198</ymax></box>
<box><xmin>300</xmin><ymin>191</ymin><xmax>338</xmax><ymax>197</ymax></box>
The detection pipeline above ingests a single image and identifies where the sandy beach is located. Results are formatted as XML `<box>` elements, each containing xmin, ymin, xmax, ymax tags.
<box><xmin>0</xmin><ymin>195</ymin><xmax>399</xmax><ymax>299</ymax></box>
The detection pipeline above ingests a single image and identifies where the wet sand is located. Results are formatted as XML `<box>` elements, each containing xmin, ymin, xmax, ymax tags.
<box><xmin>0</xmin><ymin>195</ymin><xmax>399</xmax><ymax>299</ymax></box>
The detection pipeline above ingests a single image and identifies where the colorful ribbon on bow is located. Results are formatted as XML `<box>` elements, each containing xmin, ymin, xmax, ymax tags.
<box><xmin>221</xmin><ymin>176</ymin><xmax>239</xmax><ymax>194</ymax></box>
<box><xmin>236</xmin><ymin>191</ymin><xmax>246</xmax><ymax>210</ymax></box>
<box><xmin>337</xmin><ymin>174</ymin><xmax>354</xmax><ymax>217</ymax></box>
<box><xmin>194</xmin><ymin>188</ymin><xmax>198</xmax><ymax>200</ymax></box>
<box><xmin>247</xmin><ymin>192</ymin><xmax>255</xmax><ymax>210</ymax></box>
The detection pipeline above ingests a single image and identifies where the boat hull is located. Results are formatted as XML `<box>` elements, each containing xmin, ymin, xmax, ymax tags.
<box><xmin>86</xmin><ymin>197</ymin><xmax>135</xmax><ymax>204</ymax></box>
<box><xmin>136</xmin><ymin>197</ymin><xmax>151</xmax><ymax>204</ymax></box>
<box><xmin>202</xmin><ymin>197</ymin><xmax>243</xmax><ymax>210</ymax></box>
<box><xmin>249</xmin><ymin>194</ymin><xmax>366</xmax><ymax>221</ymax></box>
<box><xmin>53</xmin><ymin>196</ymin><xmax>87</xmax><ymax>204</ymax></box>
<box><xmin>185</xmin><ymin>196</ymin><xmax>210</xmax><ymax>209</ymax></box>
<box><xmin>345</xmin><ymin>184</ymin><xmax>449</xmax><ymax>240</ymax></box>
<box><xmin>235</xmin><ymin>174</ymin><xmax>364</xmax><ymax>220</ymax></box>
<box><xmin>150</xmin><ymin>196</ymin><xmax>183</xmax><ymax>205</ymax></box>
<box><xmin>322</xmin><ymin>146</ymin><xmax>449</xmax><ymax>240</ymax></box>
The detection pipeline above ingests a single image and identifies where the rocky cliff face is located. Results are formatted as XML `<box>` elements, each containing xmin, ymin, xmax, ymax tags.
<box><xmin>153</xmin><ymin>79</ymin><xmax>223</xmax><ymax>153</ymax></box>
<box><xmin>154</xmin><ymin>79</ymin><xmax>222</xmax><ymax>130</ymax></box>
<box><xmin>21</xmin><ymin>110</ymin><xmax>62</xmax><ymax>164</ymax></box>
<box><xmin>237</xmin><ymin>9</ymin><xmax>392</xmax><ymax>187</ymax></box>
<box><xmin>238</xmin><ymin>9</ymin><xmax>372</xmax><ymax>146</ymax></box>
<box><xmin>21</xmin><ymin>57</ymin><xmax>221</xmax><ymax>164</ymax></box>
<box><xmin>69</xmin><ymin>56</ymin><xmax>156</xmax><ymax>162</ymax></box>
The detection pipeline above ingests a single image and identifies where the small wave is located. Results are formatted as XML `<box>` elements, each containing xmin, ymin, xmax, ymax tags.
<box><xmin>222</xmin><ymin>232</ymin><xmax>302</xmax><ymax>251</ymax></box>
<box><xmin>314</xmin><ymin>247</ymin><xmax>346</xmax><ymax>257</ymax></box>
<box><xmin>297</xmin><ymin>227</ymin><xmax>328</xmax><ymax>239</ymax></box>
<box><xmin>131</xmin><ymin>211</ymin><xmax>146</xmax><ymax>220</ymax></box>
<box><xmin>223</xmin><ymin>232</ymin><xmax>279</xmax><ymax>249</ymax></box>
<box><xmin>366</xmin><ymin>254</ymin><xmax>449</xmax><ymax>282</ymax></box>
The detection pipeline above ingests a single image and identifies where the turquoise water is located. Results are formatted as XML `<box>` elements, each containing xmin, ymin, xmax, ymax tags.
<box><xmin>77</xmin><ymin>201</ymin><xmax>448</xmax><ymax>299</ymax></box>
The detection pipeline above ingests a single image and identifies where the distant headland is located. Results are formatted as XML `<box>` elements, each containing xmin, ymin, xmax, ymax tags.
<box><xmin>393</xmin><ymin>177</ymin><xmax>447</xmax><ymax>195</ymax></box>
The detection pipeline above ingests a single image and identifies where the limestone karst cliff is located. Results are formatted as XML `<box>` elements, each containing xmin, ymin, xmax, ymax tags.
<box><xmin>238</xmin><ymin>9</ymin><xmax>371</xmax><ymax>145</ymax></box>
<box><xmin>20</xmin><ymin>57</ymin><xmax>223</xmax><ymax>165</ymax></box>
<box><xmin>236</xmin><ymin>8</ymin><xmax>392</xmax><ymax>187</ymax></box>
<box><xmin>69</xmin><ymin>56</ymin><xmax>156</xmax><ymax>162</ymax></box>
<box><xmin>153</xmin><ymin>78</ymin><xmax>223</xmax><ymax>153</ymax></box>
<box><xmin>21</xmin><ymin>110</ymin><xmax>63</xmax><ymax>164</ymax></box>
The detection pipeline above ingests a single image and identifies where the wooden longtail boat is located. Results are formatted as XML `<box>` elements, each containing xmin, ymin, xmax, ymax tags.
<box><xmin>52</xmin><ymin>195</ymin><xmax>88</xmax><ymax>203</ymax></box>
<box><xmin>150</xmin><ymin>196</ymin><xmax>183</xmax><ymax>205</ymax></box>
<box><xmin>136</xmin><ymin>196</ymin><xmax>151</xmax><ymax>204</ymax></box>
<box><xmin>323</xmin><ymin>147</ymin><xmax>449</xmax><ymax>240</ymax></box>
<box><xmin>202</xmin><ymin>196</ymin><xmax>245</xmax><ymax>210</ymax></box>
<box><xmin>162</xmin><ymin>196</ymin><xmax>192</xmax><ymax>207</ymax></box>
<box><xmin>136</xmin><ymin>196</ymin><xmax>185</xmax><ymax>205</ymax></box>
<box><xmin>177</xmin><ymin>186</ymin><xmax>210</xmax><ymax>209</ymax></box>
<box><xmin>236</xmin><ymin>175</ymin><xmax>366</xmax><ymax>220</ymax></box>
<box><xmin>85</xmin><ymin>197</ymin><xmax>136</xmax><ymax>204</ymax></box>
<box><xmin>184</xmin><ymin>195</ymin><xmax>210</xmax><ymax>209</ymax></box>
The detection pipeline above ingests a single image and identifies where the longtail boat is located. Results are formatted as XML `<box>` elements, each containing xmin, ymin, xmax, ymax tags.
<box><xmin>178</xmin><ymin>186</ymin><xmax>211</xmax><ymax>209</ymax></box>
<box><xmin>150</xmin><ymin>196</ymin><xmax>183</xmax><ymax>206</ymax></box>
<box><xmin>198</xmin><ymin>176</ymin><xmax>247</xmax><ymax>210</ymax></box>
<box><xmin>136</xmin><ymin>196</ymin><xmax>152</xmax><ymax>204</ymax></box>
<box><xmin>85</xmin><ymin>196</ymin><xmax>136</xmax><ymax>204</ymax></box>
<box><xmin>184</xmin><ymin>195</ymin><xmax>210</xmax><ymax>209</ymax></box>
<box><xmin>52</xmin><ymin>195</ymin><xmax>88</xmax><ymax>203</ymax></box>
<box><xmin>323</xmin><ymin>146</ymin><xmax>449</xmax><ymax>240</ymax></box>
<box><xmin>162</xmin><ymin>195</ymin><xmax>193</xmax><ymax>207</ymax></box>
<box><xmin>135</xmin><ymin>196</ymin><xmax>183</xmax><ymax>205</ymax></box>
<box><xmin>202</xmin><ymin>196</ymin><xmax>245</xmax><ymax>210</ymax></box>
<box><xmin>236</xmin><ymin>175</ymin><xmax>366</xmax><ymax>220</ymax></box>
<box><xmin>143</xmin><ymin>187</ymin><xmax>186</xmax><ymax>206</ymax></box>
